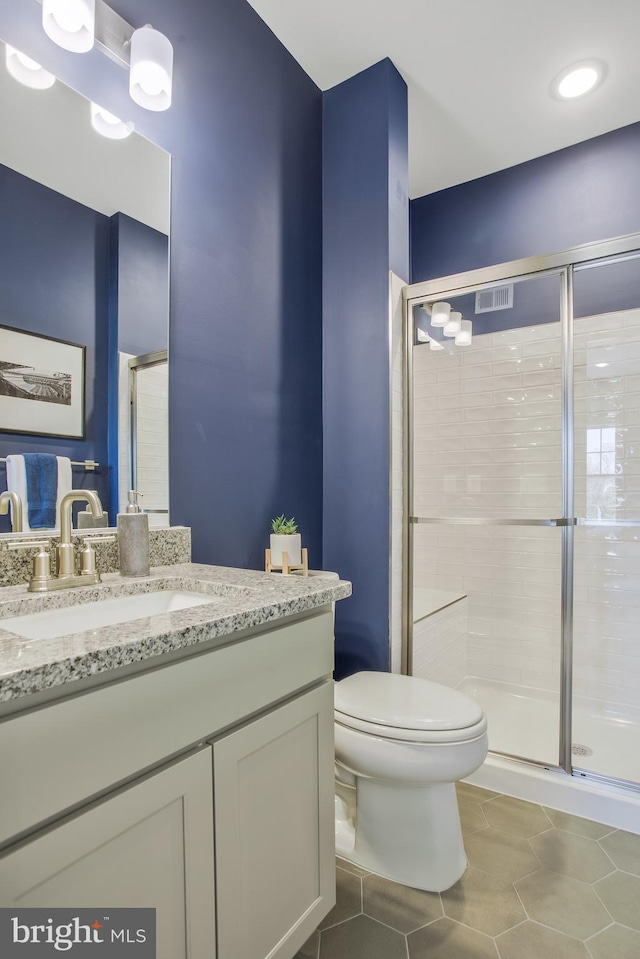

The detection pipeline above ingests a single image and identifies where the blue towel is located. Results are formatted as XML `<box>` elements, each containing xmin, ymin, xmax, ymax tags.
<box><xmin>24</xmin><ymin>453</ymin><xmax>58</xmax><ymax>528</ymax></box>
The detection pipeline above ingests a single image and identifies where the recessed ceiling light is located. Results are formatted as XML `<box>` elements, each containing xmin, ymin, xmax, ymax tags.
<box><xmin>552</xmin><ymin>59</ymin><xmax>606</xmax><ymax>100</ymax></box>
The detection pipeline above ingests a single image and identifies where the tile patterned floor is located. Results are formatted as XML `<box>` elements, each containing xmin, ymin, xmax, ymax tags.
<box><xmin>295</xmin><ymin>783</ymin><xmax>640</xmax><ymax>959</ymax></box>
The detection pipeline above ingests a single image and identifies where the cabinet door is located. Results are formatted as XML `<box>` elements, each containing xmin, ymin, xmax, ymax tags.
<box><xmin>214</xmin><ymin>682</ymin><xmax>335</xmax><ymax>959</ymax></box>
<box><xmin>0</xmin><ymin>748</ymin><xmax>215</xmax><ymax>959</ymax></box>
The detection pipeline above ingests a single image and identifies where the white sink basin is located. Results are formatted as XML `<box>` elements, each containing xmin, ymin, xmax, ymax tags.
<box><xmin>0</xmin><ymin>590</ymin><xmax>217</xmax><ymax>641</ymax></box>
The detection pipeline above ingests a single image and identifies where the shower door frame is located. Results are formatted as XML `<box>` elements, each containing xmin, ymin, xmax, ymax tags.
<box><xmin>402</xmin><ymin>231</ymin><xmax>640</xmax><ymax>790</ymax></box>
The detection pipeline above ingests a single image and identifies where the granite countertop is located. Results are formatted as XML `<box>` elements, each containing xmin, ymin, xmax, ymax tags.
<box><xmin>0</xmin><ymin>563</ymin><xmax>351</xmax><ymax>703</ymax></box>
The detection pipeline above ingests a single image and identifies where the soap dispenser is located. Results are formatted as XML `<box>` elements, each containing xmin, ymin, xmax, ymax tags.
<box><xmin>117</xmin><ymin>490</ymin><xmax>150</xmax><ymax>577</ymax></box>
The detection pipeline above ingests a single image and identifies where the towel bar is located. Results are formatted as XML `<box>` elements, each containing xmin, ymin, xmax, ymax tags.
<box><xmin>0</xmin><ymin>458</ymin><xmax>99</xmax><ymax>471</ymax></box>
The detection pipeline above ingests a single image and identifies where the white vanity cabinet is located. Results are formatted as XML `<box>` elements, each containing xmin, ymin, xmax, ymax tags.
<box><xmin>0</xmin><ymin>608</ymin><xmax>336</xmax><ymax>959</ymax></box>
<box><xmin>0</xmin><ymin>749</ymin><xmax>216</xmax><ymax>959</ymax></box>
<box><xmin>214</xmin><ymin>682</ymin><xmax>335</xmax><ymax>959</ymax></box>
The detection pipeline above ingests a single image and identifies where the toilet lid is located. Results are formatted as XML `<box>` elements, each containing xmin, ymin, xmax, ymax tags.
<box><xmin>335</xmin><ymin>672</ymin><xmax>483</xmax><ymax>731</ymax></box>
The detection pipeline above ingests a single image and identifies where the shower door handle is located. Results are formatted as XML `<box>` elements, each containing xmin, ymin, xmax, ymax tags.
<box><xmin>410</xmin><ymin>517</ymin><xmax>576</xmax><ymax>526</ymax></box>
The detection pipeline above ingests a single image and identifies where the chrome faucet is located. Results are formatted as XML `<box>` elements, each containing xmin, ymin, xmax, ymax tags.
<box><xmin>0</xmin><ymin>491</ymin><xmax>23</xmax><ymax>533</ymax></box>
<box><xmin>28</xmin><ymin>490</ymin><xmax>105</xmax><ymax>592</ymax></box>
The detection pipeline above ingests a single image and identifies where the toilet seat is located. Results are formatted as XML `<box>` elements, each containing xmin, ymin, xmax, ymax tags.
<box><xmin>335</xmin><ymin>710</ymin><xmax>487</xmax><ymax>743</ymax></box>
<box><xmin>335</xmin><ymin>671</ymin><xmax>486</xmax><ymax>744</ymax></box>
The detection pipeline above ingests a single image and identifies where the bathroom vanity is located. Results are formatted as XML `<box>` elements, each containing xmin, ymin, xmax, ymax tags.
<box><xmin>0</xmin><ymin>563</ymin><xmax>351</xmax><ymax>959</ymax></box>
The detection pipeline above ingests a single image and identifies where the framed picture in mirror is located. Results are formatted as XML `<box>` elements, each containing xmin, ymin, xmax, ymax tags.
<box><xmin>0</xmin><ymin>325</ymin><xmax>85</xmax><ymax>439</ymax></box>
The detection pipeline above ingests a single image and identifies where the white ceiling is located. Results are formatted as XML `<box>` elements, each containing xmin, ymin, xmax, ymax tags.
<box><xmin>247</xmin><ymin>0</ymin><xmax>640</xmax><ymax>199</ymax></box>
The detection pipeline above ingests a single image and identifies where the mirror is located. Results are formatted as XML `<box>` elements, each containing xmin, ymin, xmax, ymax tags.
<box><xmin>0</xmin><ymin>38</ymin><xmax>170</xmax><ymax>535</ymax></box>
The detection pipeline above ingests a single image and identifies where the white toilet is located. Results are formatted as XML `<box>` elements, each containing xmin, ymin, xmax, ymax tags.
<box><xmin>334</xmin><ymin>671</ymin><xmax>488</xmax><ymax>892</ymax></box>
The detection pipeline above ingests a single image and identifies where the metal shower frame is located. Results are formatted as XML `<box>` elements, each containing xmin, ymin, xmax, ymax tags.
<box><xmin>402</xmin><ymin>231</ymin><xmax>640</xmax><ymax>791</ymax></box>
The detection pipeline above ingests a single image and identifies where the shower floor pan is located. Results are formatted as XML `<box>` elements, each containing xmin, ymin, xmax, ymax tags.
<box><xmin>458</xmin><ymin>675</ymin><xmax>640</xmax><ymax>785</ymax></box>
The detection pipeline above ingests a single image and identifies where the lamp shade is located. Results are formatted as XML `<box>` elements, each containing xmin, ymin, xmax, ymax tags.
<box><xmin>42</xmin><ymin>0</ymin><xmax>95</xmax><ymax>53</ymax></box>
<box><xmin>443</xmin><ymin>311</ymin><xmax>462</xmax><ymax>337</ymax></box>
<box><xmin>129</xmin><ymin>25</ymin><xmax>173</xmax><ymax>112</ymax></box>
<box><xmin>430</xmin><ymin>301</ymin><xmax>451</xmax><ymax>328</ymax></box>
<box><xmin>90</xmin><ymin>102</ymin><xmax>134</xmax><ymax>139</ymax></box>
<box><xmin>5</xmin><ymin>45</ymin><xmax>56</xmax><ymax>89</ymax></box>
<box><xmin>455</xmin><ymin>319</ymin><xmax>473</xmax><ymax>346</ymax></box>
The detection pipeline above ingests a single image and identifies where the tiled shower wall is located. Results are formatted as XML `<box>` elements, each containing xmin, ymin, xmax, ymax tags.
<box><xmin>413</xmin><ymin>309</ymin><xmax>640</xmax><ymax>711</ymax></box>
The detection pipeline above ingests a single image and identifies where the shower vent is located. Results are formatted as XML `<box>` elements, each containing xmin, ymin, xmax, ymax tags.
<box><xmin>475</xmin><ymin>284</ymin><xmax>514</xmax><ymax>313</ymax></box>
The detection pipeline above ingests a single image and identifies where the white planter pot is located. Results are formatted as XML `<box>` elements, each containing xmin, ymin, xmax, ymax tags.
<box><xmin>270</xmin><ymin>533</ymin><xmax>302</xmax><ymax>567</ymax></box>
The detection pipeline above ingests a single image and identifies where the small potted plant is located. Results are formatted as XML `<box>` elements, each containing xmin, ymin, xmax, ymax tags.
<box><xmin>270</xmin><ymin>514</ymin><xmax>302</xmax><ymax>567</ymax></box>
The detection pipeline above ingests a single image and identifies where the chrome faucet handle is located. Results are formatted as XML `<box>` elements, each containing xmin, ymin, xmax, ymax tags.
<box><xmin>8</xmin><ymin>540</ymin><xmax>50</xmax><ymax>551</ymax></box>
<box><xmin>79</xmin><ymin>541</ymin><xmax>97</xmax><ymax>577</ymax></box>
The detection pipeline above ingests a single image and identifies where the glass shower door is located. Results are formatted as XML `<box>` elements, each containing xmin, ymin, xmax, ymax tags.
<box><xmin>410</xmin><ymin>271</ymin><xmax>567</xmax><ymax>767</ymax></box>
<box><xmin>572</xmin><ymin>252</ymin><xmax>640</xmax><ymax>784</ymax></box>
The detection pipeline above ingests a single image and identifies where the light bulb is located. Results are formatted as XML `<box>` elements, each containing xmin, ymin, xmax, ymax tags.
<box><xmin>455</xmin><ymin>319</ymin><xmax>473</xmax><ymax>346</ymax></box>
<box><xmin>443</xmin><ymin>311</ymin><xmax>462</xmax><ymax>337</ymax></box>
<box><xmin>129</xmin><ymin>26</ymin><xmax>173</xmax><ymax>112</ymax></box>
<box><xmin>430</xmin><ymin>301</ymin><xmax>451</xmax><ymax>328</ymax></box>
<box><xmin>552</xmin><ymin>60</ymin><xmax>606</xmax><ymax>100</ymax></box>
<box><xmin>42</xmin><ymin>0</ymin><xmax>95</xmax><ymax>53</ymax></box>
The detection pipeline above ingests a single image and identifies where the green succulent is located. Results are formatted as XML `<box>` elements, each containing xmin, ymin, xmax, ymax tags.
<box><xmin>271</xmin><ymin>514</ymin><xmax>298</xmax><ymax>535</ymax></box>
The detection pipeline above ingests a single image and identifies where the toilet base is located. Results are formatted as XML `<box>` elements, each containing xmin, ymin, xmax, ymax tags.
<box><xmin>335</xmin><ymin>778</ymin><xmax>467</xmax><ymax>892</ymax></box>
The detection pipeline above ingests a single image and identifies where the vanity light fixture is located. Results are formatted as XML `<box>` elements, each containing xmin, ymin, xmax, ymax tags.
<box><xmin>443</xmin><ymin>311</ymin><xmax>462</xmax><ymax>337</ymax></box>
<box><xmin>455</xmin><ymin>319</ymin><xmax>473</xmax><ymax>346</ymax></box>
<box><xmin>42</xmin><ymin>0</ymin><xmax>96</xmax><ymax>53</ymax></box>
<box><xmin>39</xmin><ymin>0</ymin><xmax>174</xmax><ymax>113</ymax></box>
<box><xmin>5</xmin><ymin>44</ymin><xmax>56</xmax><ymax>88</ymax></box>
<box><xmin>90</xmin><ymin>102</ymin><xmax>133</xmax><ymax>139</ymax></box>
<box><xmin>129</xmin><ymin>25</ymin><xmax>173</xmax><ymax>112</ymax></box>
<box><xmin>430</xmin><ymin>301</ymin><xmax>451</xmax><ymax>328</ymax></box>
<box><xmin>552</xmin><ymin>59</ymin><xmax>606</xmax><ymax>100</ymax></box>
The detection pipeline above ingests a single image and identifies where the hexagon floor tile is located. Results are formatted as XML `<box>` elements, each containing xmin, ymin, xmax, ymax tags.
<box><xmin>482</xmin><ymin>795</ymin><xmax>552</xmax><ymax>837</ymax></box>
<box><xmin>319</xmin><ymin>915</ymin><xmax>407</xmax><ymax>959</ymax></box>
<box><xmin>515</xmin><ymin>869</ymin><xmax>611</xmax><ymax>940</ymax></box>
<box><xmin>301</xmin><ymin>787</ymin><xmax>640</xmax><ymax>959</ymax></box>
<box><xmin>593</xmin><ymin>871</ymin><xmax>640</xmax><ymax>931</ymax></box>
<box><xmin>408</xmin><ymin>916</ymin><xmax>498</xmax><ymax>959</ymax></box>
<box><xmin>495</xmin><ymin>920</ymin><xmax>590</xmax><ymax>959</ymax></box>
<box><xmin>529</xmin><ymin>827</ymin><xmax>615</xmax><ymax>883</ymax></box>
<box><xmin>585</xmin><ymin>923</ymin><xmax>640</xmax><ymax>959</ymax></box>
<box><xmin>465</xmin><ymin>826</ymin><xmax>541</xmax><ymax>882</ymax></box>
<box><xmin>598</xmin><ymin>830</ymin><xmax>640</xmax><ymax>877</ymax></box>
<box><xmin>317</xmin><ymin>867</ymin><xmax>361</xmax><ymax>930</ymax></box>
<box><xmin>362</xmin><ymin>872</ymin><xmax>442</xmax><ymax>933</ymax></box>
<box><xmin>442</xmin><ymin>867</ymin><xmax>526</xmax><ymax>936</ymax></box>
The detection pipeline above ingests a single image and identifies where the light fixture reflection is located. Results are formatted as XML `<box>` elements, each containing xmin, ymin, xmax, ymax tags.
<box><xmin>455</xmin><ymin>319</ymin><xmax>473</xmax><ymax>346</ymax></box>
<box><xmin>90</xmin><ymin>102</ymin><xmax>134</xmax><ymax>139</ymax></box>
<box><xmin>443</xmin><ymin>311</ymin><xmax>462</xmax><ymax>337</ymax></box>
<box><xmin>129</xmin><ymin>25</ymin><xmax>173</xmax><ymax>112</ymax></box>
<box><xmin>5</xmin><ymin>45</ymin><xmax>56</xmax><ymax>89</ymax></box>
<box><xmin>43</xmin><ymin>0</ymin><xmax>96</xmax><ymax>53</ymax></box>
<box><xmin>430</xmin><ymin>301</ymin><xmax>451</xmax><ymax>328</ymax></box>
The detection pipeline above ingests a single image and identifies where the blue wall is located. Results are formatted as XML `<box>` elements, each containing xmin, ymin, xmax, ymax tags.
<box><xmin>0</xmin><ymin>0</ymin><xmax>324</xmax><ymax>568</ymax></box>
<box><xmin>111</xmin><ymin>214</ymin><xmax>169</xmax><ymax>357</ymax></box>
<box><xmin>0</xmin><ymin>163</ymin><xmax>110</xmax><ymax>529</ymax></box>
<box><xmin>411</xmin><ymin>122</ymin><xmax>640</xmax><ymax>283</ymax></box>
<box><xmin>323</xmin><ymin>59</ymin><xmax>409</xmax><ymax>678</ymax></box>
